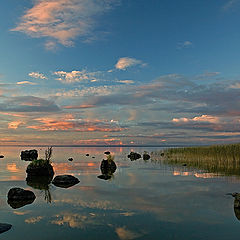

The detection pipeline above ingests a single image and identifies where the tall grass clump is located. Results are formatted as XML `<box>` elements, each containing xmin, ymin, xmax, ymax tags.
<box><xmin>163</xmin><ymin>143</ymin><xmax>240</xmax><ymax>176</ymax></box>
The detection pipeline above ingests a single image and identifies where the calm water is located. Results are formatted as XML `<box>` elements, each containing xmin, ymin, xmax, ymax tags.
<box><xmin>0</xmin><ymin>146</ymin><xmax>240</xmax><ymax>239</ymax></box>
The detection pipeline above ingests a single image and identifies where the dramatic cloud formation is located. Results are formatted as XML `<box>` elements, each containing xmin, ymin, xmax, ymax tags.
<box><xmin>12</xmin><ymin>0</ymin><xmax>119</xmax><ymax>48</ymax></box>
<box><xmin>29</xmin><ymin>72</ymin><xmax>47</xmax><ymax>79</ymax></box>
<box><xmin>27</xmin><ymin>116</ymin><xmax>125</xmax><ymax>132</ymax></box>
<box><xmin>115</xmin><ymin>57</ymin><xmax>144</xmax><ymax>70</ymax></box>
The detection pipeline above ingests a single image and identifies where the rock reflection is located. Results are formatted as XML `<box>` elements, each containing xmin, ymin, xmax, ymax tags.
<box><xmin>98</xmin><ymin>154</ymin><xmax>117</xmax><ymax>181</ymax></box>
<box><xmin>26</xmin><ymin>175</ymin><xmax>53</xmax><ymax>203</ymax></box>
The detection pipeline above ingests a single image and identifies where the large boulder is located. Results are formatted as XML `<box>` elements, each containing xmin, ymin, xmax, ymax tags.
<box><xmin>26</xmin><ymin>160</ymin><xmax>54</xmax><ymax>177</ymax></box>
<box><xmin>52</xmin><ymin>175</ymin><xmax>80</xmax><ymax>188</ymax></box>
<box><xmin>98</xmin><ymin>159</ymin><xmax>117</xmax><ymax>181</ymax></box>
<box><xmin>0</xmin><ymin>223</ymin><xmax>12</xmax><ymax>234</ymax></box>
<box><xmin>7</xmin><ymin>188</ymin><xmax>36</xmax><ymax>209</ymax></box>
<box><xmin>128</xmin><ymin>152</ymin><xmax>141</xmax><ymax>161</ymax></box>
<box><xmin>21</xmin><ymin>149</ymin><xmax>38</xmax><ymax>161</ymax></box>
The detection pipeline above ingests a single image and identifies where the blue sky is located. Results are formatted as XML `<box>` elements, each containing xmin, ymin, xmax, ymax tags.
<box><xmin>0</xmin><ymin>0</ymin><xmax>240</xmax><ymax>145</ymax></box>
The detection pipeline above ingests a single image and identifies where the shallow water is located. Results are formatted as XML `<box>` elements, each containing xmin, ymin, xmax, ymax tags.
<box><xmin>0</xmin><ymin>146</ymin><xmax>240</xmax><ymax>239</ymax></box>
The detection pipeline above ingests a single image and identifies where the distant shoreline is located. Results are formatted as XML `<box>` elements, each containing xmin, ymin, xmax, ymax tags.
<box><xmin>0</xmin><ymin>144</ymin><xmax>204</xmax><ymax>148</ymax></box>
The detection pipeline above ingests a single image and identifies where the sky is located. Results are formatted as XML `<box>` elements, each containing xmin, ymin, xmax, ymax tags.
<box><xmin>1</xmin><ymin>0</ymin><xmax>240</xmax><ymax>146</ymax></box>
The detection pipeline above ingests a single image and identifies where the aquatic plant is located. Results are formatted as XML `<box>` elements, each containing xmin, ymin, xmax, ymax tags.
<box><xmin>161</xmin><ymin>143</ymin><xmax>240</xmax><ymax>176</ymax></box>
<box><xmin>45</xmin><ymin>146</ymin><xmax>53</xmax><ymax>163</ymax></box>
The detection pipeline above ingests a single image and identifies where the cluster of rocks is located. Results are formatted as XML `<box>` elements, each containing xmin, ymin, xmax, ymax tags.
<box><xmin>127</xmin><ymin>152</ymin><xmax>151</xmax><ymax>161</ymax></box>
<box><xmin>20</xmin><ymin>149</ymin><xmax>38</xmax><ymax>161</ymax></box>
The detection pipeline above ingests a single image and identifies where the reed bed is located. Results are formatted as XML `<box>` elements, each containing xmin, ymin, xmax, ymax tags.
<box><xmin>162</xmin><ymin>143</ymin><xmax>240</xmax><ymax>176</ymax></box>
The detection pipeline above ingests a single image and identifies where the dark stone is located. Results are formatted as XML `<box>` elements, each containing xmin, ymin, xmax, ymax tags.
<box><xmin>100</xmin><ymin>159</ymin><xmax>117</xmax><ymax>175</ymax></box>
<box><xmin>7</xmin><ymin>188</ymin><xmax>36</xmax><ymax>209</ymax></box>
<box><xmin>104</xmin><ymin>151</ymin><xmax>111</xmax><ymax>155</ymax></box>
<box><xmin>92</xmin><ymin>156</ymin><xmax>95</xmax><ymax>158</ymax></box>
<box><xmin>127</xmin><ymin>152</ymin><xmax>141</xmax><ymax>161</ymax></box>
<box><xmin>21</xmin><ymin>149</ymin><xmax>38</xmax><ymax>161</ymax></box>
<box><xmin>68</xmin><ymin>158</ymin><xmax>73</xmax><ymax>161</ymax></box>
<box><xmin>160</xmin><ymin>152</ymin><xmax>164</xmax><ymax>157</ymax></box>
<box><xmin>182</xmin><ymin>163</ymin><xmax>187</xmax><ymax>166</ymax></box>
<box><xmin>26</xmin><ymin>162</ymin><xmax>54</xmax><ymax>177</ymax></box>
<box><xmin>86</xmin><ymin>154</ymin><xmax>89</xmax><ymax>156</ymax></box>
<box><xmin>143</xmin><ymin>153</ymin><xmax>150</xmax><ymax>160</ymax></box>
<box><xmin>0</xmin><ymin>155</ymin><xmax>4</xmax><ymax>158</ymax></box>
<box><xmin>52</xmin><ymin>175</ymin><xmax>80</xmax><ymax>188</ymax></box>
<box><xmin>0</xmin><ymin>223</ymin><xmax>12</xmax><ymax>234</ymax></box>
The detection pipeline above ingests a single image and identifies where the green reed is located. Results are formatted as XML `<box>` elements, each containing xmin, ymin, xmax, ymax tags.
<box><xmin>161</xmin><ymin>143</ymin><xmax>240</xmax><ymax>176</ymax></box>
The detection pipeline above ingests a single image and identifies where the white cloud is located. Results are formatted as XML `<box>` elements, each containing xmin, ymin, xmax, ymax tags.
<box><xmin>29</xmin><ymin>72</ymin><xmax>47</xmax><ymax>79</ymax></box>
<box><xmin>54</xmin><ymin>70</ymin><xmax>99</xmax><ymax>83</ymax></box>
<box><xmin>115</xmin><ymin>57</ymin><xmax>145</xmax><ymax>70</ymax></box>
<box><xmin>172</xmin><ymin>115</ymin><xmax>220</xmax><ymax>124</ymax></box>
<box><xmin>222</xmin><ymin>0</ymin><xmax>239</xmax><ymax>10</ymax></box>
<box><xmin>178</xmin><ymin>41</ymin><xmax>193</xmax><ymax>49</ymax></box>
<box><xmin>17</xmin><ymin>81</ymin><xmax>37</xmax><ymax>85</ymax></box>
<box><xmin>117</xmin><ymin>80</ymin><xmax>134</xmax><ymax>84</ymax></box>
<box><xmin>11</xmin><ymin>0</ymin><xmax>119</xmax><ymax>48</ymax></box>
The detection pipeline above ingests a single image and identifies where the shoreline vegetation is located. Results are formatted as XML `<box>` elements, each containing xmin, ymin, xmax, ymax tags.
<box><xmin>161</xmin><ymin>143</ymin><xmax>240</xmax><ymax>176</ymax></box>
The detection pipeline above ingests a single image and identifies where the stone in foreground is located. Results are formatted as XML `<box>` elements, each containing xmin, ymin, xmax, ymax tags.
<box><xmin>0</xmin><ymin>223</ymin><xmax>12</xmax><ymax>234</ymax></box>
<box><xmin>7</xmin><ymin>187</ymin><xmax>36</xmax><ymax>209</ymax></box>
<box><xmin>52</xmin><ymin>175</ymin><xmax>80</xmax><ymax>188</ymax></box>
<box><xmin>143</xmin><ymin>153</ymin><xmax>150</xmax><ymax>160</ymax></box>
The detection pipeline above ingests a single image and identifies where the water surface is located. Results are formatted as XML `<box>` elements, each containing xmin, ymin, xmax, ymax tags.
<box><xmin>0</xmin><ymin>146</ymin><xmax>239</xmax><ymax>240</ymax></box>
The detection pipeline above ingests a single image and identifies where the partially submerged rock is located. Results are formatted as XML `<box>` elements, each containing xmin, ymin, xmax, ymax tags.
<box><xmin>143</xmin><ymin>153</ymin><xmax>150</xmax><ymax>160</ymax></box>
<box><xmin>26</xmin><ymin>159</ymin><xmax>54</xmax><ymax>177</ymax></box>
<box><xmin>0</xmin><ymin>155</ymin><xmax>4</xmax><ymax>159</ymax></box>
<box><xmin>7</xmin><ymin>187</ymin><xmax>36</xmax><ymax>209</ymax></box>
<box><xmin>104</xmin><ymin>151</ymin><xmax>111</xmax><ymax>155</ymax></box>
<box><xmin>21</xmin><ymin>149</ymin><xmax>38</xmax><ymax>161</ymax></box>
<box><xmin>128</xmin><ymin>152</ymin><xmax>141</xmax><ymax>161</ymax></box>
<box><xmin>52</xmin><ymin>175</ymin><xmax>80</xmax><ymax>188</ymax></box>
<box><xmin>100</xmin><ymin>159</ymin><xmax>117</xmax><ymax>175</ymax></box>
<box><xmin>0</xmin><ymin>223</ymin><xmax>12</xmax><ymax>234</ymax></box>
<box><xmin>68</xmin><ymin>158</ymin><xmax>73</xmax><ymax>161</ymax></box>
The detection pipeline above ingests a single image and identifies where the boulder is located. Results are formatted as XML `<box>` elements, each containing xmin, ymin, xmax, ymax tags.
<box><xmin>68</xmin><ymin>158</ymin><xmax>73</xmax><ymax>161</ymax></box>
<box><xmin>52</xmin><ymin>175</ymin><xmax>80</xmax><ymax>188</ymax></box>
<box><xmin>26</xmin><ymin>160</ymin><xmax>54</xmax><ymax>177</ymax></box>
<box><xmin>7</xmin><ymin>188</ymin><xmax>36</xmax><ymax>209</ymax></box>
<box><xmin>21</xmin><ymin>149</ymin><xmax>38</xmax><ymax>161</ymax></box>
<box><xmin>0</xmin><ymin>223</ymin><xmax>12</xmax><ymax>234</ymax></box>
<box><xmin>104</xmin><ymin>151</ymin><xmax>111</xmax><ymax>155</ymax></box>
<box><xmin>0</xmin><ymin>155</ymin><xmax>4</xmax><ymax>159</ymax></box>
<box><xmin>127</xmin><ymin>152</ymin><xmax>141</xmax><ymax>161</ymax></box>
<box><xmin>86</xmin><ymin>154</ymin><xmax>89</xmax><ymax>156</ymax></box>
<box><xmin>143</xmin><ymin>153</ymin><xmax>150</xmax><ymax>160</ymax></box>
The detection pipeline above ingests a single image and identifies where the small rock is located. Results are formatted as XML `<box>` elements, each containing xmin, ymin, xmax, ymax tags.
<box><xmin>0</xmin><ymin>155</ymin><xmax>4</xmax><ymax>158</ymax></box>
<box><xmin>182</xmin><ymin>163</ymin><xmax>187</xmax><ymax>166</ymax></box>
<box><xmin>92</xmin><ymin>156</ymin><xmax>95</xmax><ymax>158</ymax></box>
<box><xmin>0</xmin><ymin>223</ymin><xmax>12</xmax><ymax>234</ymax></box>
<box><xmin>52</xmin><ymin>175</ymin><xmax>80</xmax><ymax>188</ymax></box>
<box><xmin>68</xmin><ymin>158</ymin><xmax>73</xmax><ymax>161</ymax></box>
<box><xmin>143</xmin><ymin>153</ymin><xmax>150</xmax><ymax>160</ymax></box>
<box><xmin>104</xmin><ymin>151</ymin><xmax>111</xmax><ymax>155</ymax></box>
<box><xmin>160</xmin><ymin>152</ymin><xmax>164</xmax><ymax>157</ymax></box>
<box><xmin>86</xmin><ymin>154</ymin><xmax>89</xmax><ymax>156</ymax></box>
<box><xmin>127</xmin><ymin>152</ymin><xmax>141</xmax><ymax>161</ymax></box>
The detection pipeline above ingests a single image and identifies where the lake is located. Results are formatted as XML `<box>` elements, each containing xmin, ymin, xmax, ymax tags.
<box><xmin>0</xmin><ymin>146</ymin><xmax>239</xmax><ymax>240</ymax></box>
